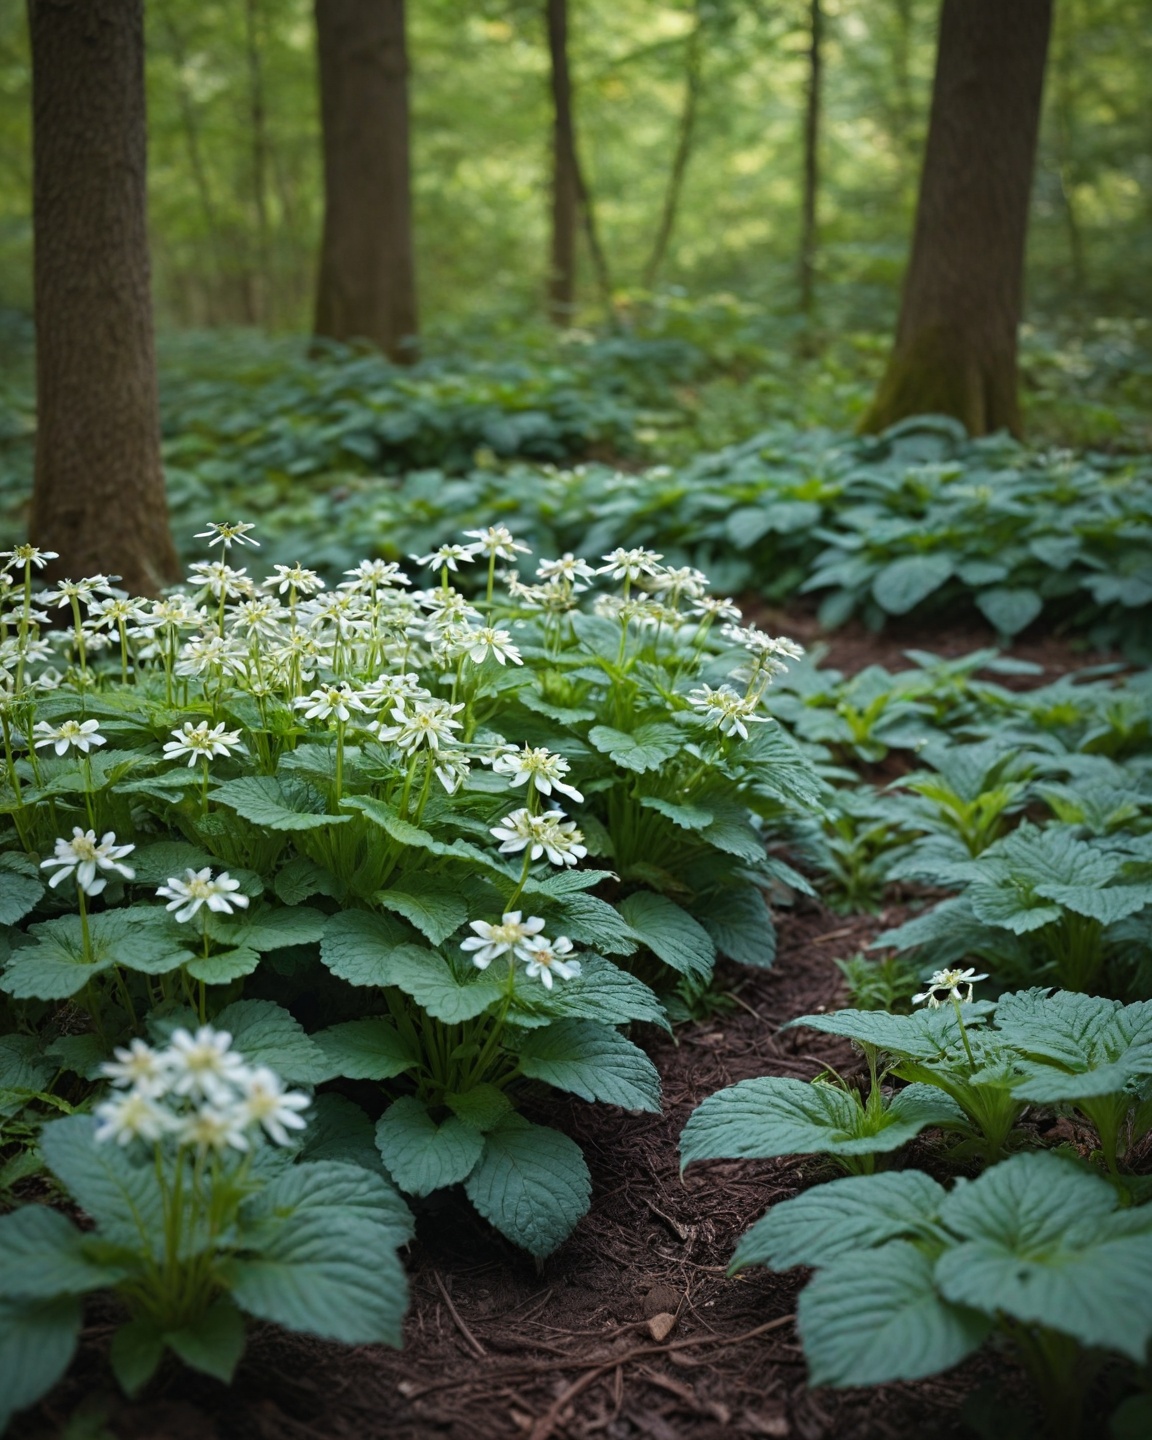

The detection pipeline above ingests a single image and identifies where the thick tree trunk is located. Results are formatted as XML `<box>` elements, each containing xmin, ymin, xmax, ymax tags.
<box><xmin>313</xmin><ymin>0</ymin><xmax>418</xmax><ymax>363</ymax></box>
<box><xmin>547</xmin><ymin>0</ymin><xmax>578</xmax><ymax>324</ymax></box>
<box><xmin>27</xmin><ymin>0</ymin><xmax>179</xmax><ymax>596</ymax></box>
<box><xmin>798</xmin><ymin>0</ymin><xmax>823</xmax><ymax>317</ymax></box>
<box><xmin>861</xmin><ymin>0</ymin><xmax>1052</xmax><ymax>438</ymax></box>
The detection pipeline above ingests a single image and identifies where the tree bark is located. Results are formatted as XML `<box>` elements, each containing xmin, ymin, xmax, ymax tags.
<box><xmin>27</xmin><ymin>0</ymin><xmax>179</xmax><ymax>596</ymax></box>
<box><xmin>313</xmin><ymin>0</ymin><xmax>418</xmax><ymax>363</ymax></box>
<box><xmin>547</xmin><ymin>0</ymin><xmax>578</xmax><ymax>324</ymax></box>
<box><xmin>798</xmin><ymin>0</ymin><xmax>823</xmax><ymax>317</ymax></box>
<box><xmin>861</xmin><ymin>0</ymin><xmax>1053</xmax><ymax>438</ymax></box>
<box><xmin>244</xmin><ymin>0</ymin><xmax>271</xmax><ymax>326</ymax></box>
<box><xmin>642</xmin><ymin>3</ymin><xmax>703</xmax><ymax>293</ymax></box>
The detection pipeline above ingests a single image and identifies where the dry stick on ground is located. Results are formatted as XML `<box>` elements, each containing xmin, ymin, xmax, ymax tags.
<box><xmin>527</xmin><ymin>1316</ymin><xmax>796</xmax><ymax>1440</ymax></box>
<box><xmin>432</xmin><ymin>1270</ymin><xmax>489</xmax><ymax>1359</ymax></box>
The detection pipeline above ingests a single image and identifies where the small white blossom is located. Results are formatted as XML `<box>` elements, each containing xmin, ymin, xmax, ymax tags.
<box><xmin>94</xmin><ymin>1090</ymin><xmax>173</xmax><ymax>1146</ymax></box>
<box><xmin>490</xmin><ymin>808</ymin><xmax>588</xmax><ymax>867</ymax></box>
<box><xmin>32</xmin><ymin>717</ymin><xmax>106</xmax><ymax>756</ymax></box>
<box><xmin>195</xmin><ymin>521</ymin><xmax>260</xmax><ymax>549</ymax></box>
<box><xmin>913</xmin><ymin>968</ymin><xmax>988</xmax><ymax>1009</ymax></box>
<box><xmin>178</xmin><ymin>1104</ymin><xmax>251</xmax><ymax>1154</ymax></box>
<box><xmin>100</xmin><ymin>1039</ymin><xmax>171</xmax><ymax>1097</ymax></box>
<box><xmin>236</xmin><ymin>1067</ymin><xmax>311</xmax><ymax>1146</ymax></box>
<box><xmin>41</xmin><ymin>828</ymin><xmax>135</xmax><ymax>895</ymax></box>
<box><xmin>597</xmin><ymin>547</ymin><xmax>664</xmax><ymax>582</ymax></box>
<box><xmin>1</xmin><ymin>543</ymin><xmax>59</xmax><ymax>572</ymax></box>
<box><xmin>156</xmin><ymin>868</ymin><xmax>250</xmax><ymax>924</ymax></box>
<box><xmin>463</xmin><ymin>525</ymin><xmax>531</xmax><ymax>561</ymax></box>
<box><xmin>166</xmin><ymin>1026</ymin><xmax>247</xmax><ymax>1104</ymax></box>
<box><xmin>293</xmin><ymin>684</ymin><xmax>367</xmax><ymax>723</ymax></box>
<box><xmin>162</xmin><ymin>720</ymin><xmax>245</xmax><ymax>766</ymax></box>
<box><xmin>465</xmin><ymin>626</ymin><xmax>523</xmax><ymax>666</ymax></box>
<box><xmin>460</xmin><ymin>911</ymin><xmax>547</xmax><ymax>969</ymax></box>
<box><xmin>687</xmin><ymin>683</ymin><xmax>769</xmax><ymax>740</ymax></box>
<box><xmin>492</xmin><ymin>746</ymin><xmax>583</xmax><ymax>802</ymax></box>
<box><xmin>375</xmin><ymin>698</ymin><xmax>465</xmax><ymax>752</ymax></box>
<box><xmin>519</xmin><ymin>934</ymin><xmax>581</xmax><ymax>990</ymax></box>
<box><xmin>265</xmin><ymin>563</ymin><xmax>326</xmax><ymax>596</ymax></box>
<box><xmin>412</xmin><ymin>543</ymin><xmax>479</xmax><ymax>572</ymax></box>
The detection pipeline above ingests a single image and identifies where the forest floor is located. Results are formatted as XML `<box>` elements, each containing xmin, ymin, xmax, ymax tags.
<box><xmin>17</xmin><ymin>614</ymin><xmax>1122</xmax><ymax>1440</ymax></box>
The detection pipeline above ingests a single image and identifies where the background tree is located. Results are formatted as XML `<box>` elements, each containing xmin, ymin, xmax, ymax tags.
<box><xmin>797</xmin><ymin>0</ymin><xmax>823</xmax><ymax>317</ymax></box>
<box><xmin>862</xmin><ymin>0</ymin><xmax>1053</xmax><ymax>437</ymax></box>
<box><xmin>26</xmin><ymin>0</ymin><xmax>178</xmax><ymax>594</ymax></box>
<box><xmin>313</xmin><ymin>0</ymin><xmax>418</xmax><ymax>361</ymax></box>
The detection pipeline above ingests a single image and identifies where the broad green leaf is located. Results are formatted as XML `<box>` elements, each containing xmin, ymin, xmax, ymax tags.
<box><xmin>799</xmin><ymin>1242</ymin><xmax>990</xmax><ymax>1386</ymax></box>
<box><xmin>525</xmin><ymin>953</ymin><xmax>668</xmax><ymax>1031</ymax></box>
<box><xmin>39</xmin><ymin>1115</ymin><xmax>164</xmax><ymax>1255</ymax></box>
<box><xmin>696</xmin><ymin>886</ymin><xmax>776</xmax><ymax>969</ymax></box>
<box><xmin>0</xmin><ymin>853</ymin><xmax>43</xmax><ymax>924</ymax></box>
<box><xmin>165</xmin><ymin>1299</ymin><xmax>246</xmax><ymax>1384</ymax></box>
<box><xmin>638</xmin><ymin>796</ymin><xmax>714</xmax><ymax>831</ymax></box>
<box><xmin>214</xmin><ymin>774</ymin><xmax>349</xmax><ymax>831</ymax></box>
<box><xmin>0</xmin><ymin>1034</ymin><xmax>53</xmax><ymax>1098</ymax></box>
<box><xmin>967</xmin><ymin>880</ymin><xmax>1063</xmax><ymax>934</ymax></box>
<box><xmin>701</xmin><ymin>804</ymin><xmax>768</xmax><ymax>864</ymax></box>
<box><xmin>274</xmin><ymin>855</ymin><xmax>339</xmax><ymax>905</ymax></box>
<box><xmin>311</xmin><ymin>1016</ymin><xmax>419</xmax><ymax>1082</ymax></box>
<box><xmin>732</xmin><ymin>1171</ymin><xmax>948</xmax><ymax>1272</ymax></box>
<box><xmin>516</xmin><ymin>1020</ymin><xmax>661</xmax><ymax>1111</ymax></box>
<box><xmin>212</xmin><ymin>999</ymin><xmax>328</xmax><ymax>1084</ymax></box>
<box><xmin>109</xmin><ymin>1316</ymin><xmax>164</xmax><ymax>1398</ymax></box>
<box><xmin>1035</xmin><ymin>882</ymin><xmax>1152</xmax><ymax>925</ymax></box>
<box><xmin>377</xmin><ymin>875</ymin><xmax>469</xmax><ymax>946</ymax></box>
<box><xmin>618</xmin><ymin>892</ymin><xmax>715</xmax><ymax>979</ymax></box>
<box><xmin>681</xmin><ymin>1076</ymin><xmax>960</xmax><ymax>1167</ymax></box>
<box><xmin>545</xmin><ymin>892</ymin><xmax>637</xmax><ymax>956</ymax></box>
<box><xmin>975</xmin><ymin>587</ymin><xmax>1043</xmax><ymax>636</ymax></box>
<box><xmin>872</xmin><ymin>555</ymin><xmax>954</xmax><ymax>615</ymax></box>
<box><xmin>375</xmin><ymin>1097</ymin><xmax>485</xmax><ymax>1196</ymax></box>
<box><xmin>185</xmin><ymin>946</ymin><xmax>261</xmax><ymax>984</ymax></box>
<box><xmin>0</xmin><ymin>1295</ymin><xmax>83</xmax><ymax>1429</ymax></box>
<box><xmin>385</xmin><ymin>947</ymin><xmax>505</xmax><ymax>1022</ymax></box>
<box><xmin>319</xmin><ymin>907</ymin><xmax>424</xmax><ymax>986</ymax></box>
<box><xmin>445</xmin><ymin>1084</ymin><xmax>514</xmax><ymax>1132</ymax></box>
<box><xmin>464</xmin><ymin>1115</ymin><xmax>591</xmax><ymax>1258</ymax></box>
<box><xmin>994</xmin><ymin>990</ymin><xmax>1152</xmax><ymax>1101</ymax></box>
<box><xmin>207</xmin><ymin>904</ymin><xmax>326</xmax><ymax>952</ymax></box>
<box><xmin>936</xmin><ymin>1153</ymin><xmax>1152</xmax><ymax>1361</ymax></box>
<box><xmin>789</xmin><ymin>1006</ymin><xmax>981</xmax><ymax>1060</ymax></box>
<box><xmin>0</xmin><ymin>1204</ymin><xmax>123</xmax><ymax>1297</ymax></box>
<box><xmin>130</xmin><ymin>841</ymin><xmax>222</xmax><ymax>886</ymax></box>
<box><xmin>342</xmin><ymin>795</ymin><xmax>497</xmax><ymax>871</ymax></box>
<box><xmin>297</xmin><ymin>1093</ymin><xmax>384</xmax><ymax>1172</ymax></box>
<box><xmin>587</xmin><ymin>722</ymin><xmax>683</xmax><ymax>773</ymax></box>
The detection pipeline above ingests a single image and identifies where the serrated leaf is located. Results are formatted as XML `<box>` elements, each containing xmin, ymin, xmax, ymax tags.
<box><xmin>164</xmin><ymin>1299</ymin><xmax>246</xmax><ymax>1384</ymax></box>
<box><xmin>0</xmin><ymin>854</ymin><xmax>44</xmax><ymax>924</ymax></box>
<box><xmin>799</xmin><ymin>1242</ymin><xmax>990</xmax><ymax>1386</ymax></box>
<box><xmin>618</xmin><ymin>891</ymin><xmax>715</xmax><ymax>979</ymax></box>
<box><xmin>385</xmin><ymin>947</ymin><xmax>506</xmax><ymax>1022</ymax></box>
<box><xmin>185</xmin><ymin>946</ymin><xmax>261</xmax><ymax>984</ymax></box>
<box><xmin>516</xmin><ymin>1020</ymin><xmax>661</xmax><ymax>1111</ymax></box>
<box><xmin>0</xmin><ymin>1034</ymin><xmax>53</xmax><ymax>1098</ymax></box>
<box><xmin>732</xmin><ymin>1171</ymin><xmax>947</xmax><ymax>1272</ymax></box>
<box><xmin>526</xmin><ymin>953</ymin><xmax>668</xmax><ymax>1030</ymax></box>
<box><xmin>375</xmin><ymin>1096</ymin><xmax>485</xmax><ymax>1196</ymax></box>
<box><xmin>638</xmin><ymin>796</ymin><xmax>714</xmax><ymax>831</ymax></box>
<box><xmin>546</xmin><ymin>892</ymin><xmax>637</xmax><ymax>955</ymax></box>
<box><xmin>296</xmin><ymin>1093</ymin><xmax>383</xmax><ymax>1172</ymax></box>
<box><xmin>464</xmin><ymin>1115</ymin><xmax>591</xmax><ymax>1258</ymax></box>
<box><xmin>39</xmin><ymin>1115</ymin><xmax>164</xmax><ymax>1254</ymax></box>
<box><xmin>994</xmin><ymin>990</ymin><xmax>1152</xmax><ymax>1100</ymax></box>
<box><xmin>967</xmin><ymin>880</ymin><xmax>1063</xmax><ymax>934</ymax></box>
<box><xmin>0</xmin><ymin>1295</ymin><xmax>82</xmax><ymax>1428</ymax></box>
<box><xmin>696</xmin><ymin>886</ymin><xmax>776</xmax><ymax>968</ymax></box>
<box><xmin>0</xmin><ymin>1204</ymin><xmax>123</xmax><ymax>1297</ymax></box>
<box><xmin>311</xmin><ymin>1016</ymin><xmax>419</xmax><ymax>1081</ymax></box>
<box><xmin>213</xmin><ymin>999</ymin><xmax>327</xmax><ymax>1084</ymax></box>
<box><xmin>320</xmin><ymin>908</ymin><xmax>420</xmax><ymax>986</ymax></box>
<box><xmin>587</xmin><ymin>722</ymin><xmax>682</xmax><ymax>773</ymax></box>
<box><xmin>208</xmin><ymin>904</ymin><xmax>326</xmax><ymax>953</ymax></box>
<box><xmin>789</xmin><ymin>1006</ymin><xmax>982</xmax><ymax>1060</ymax></box>
<box><xmin>872</xmin><ymin>555</ymin><xmax>954</xmax><ymax>615</ymax></box>
<box><xmin>214</xmin><ymin>774</ymin><xmax>348</xmax><ymax>831</ymax></box>
<box><xmin>377</xmin><ymin>876</ymin><xmax>469</xmax><ymax>946</ymax></box>
<box><xmin>445</xmin><ymin>1084</ymin><xmax>514</xmax><ymax>1132</ymax></box>
<box><xmin>274</xmin><ymin>855</ymin><xmax>339</xmax><ymax>905</ymax></box>
<box><xmin>935</xmin><ymin>1152</ymin><xmax>1152</xmax><ymax>1360</ymax></box>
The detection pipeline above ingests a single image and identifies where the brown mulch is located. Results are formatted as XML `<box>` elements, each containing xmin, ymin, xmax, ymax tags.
<box><xmin>19</xmin><ymin>616</ymin><xmax>1109</xmax><ymax>1440</ymax></box>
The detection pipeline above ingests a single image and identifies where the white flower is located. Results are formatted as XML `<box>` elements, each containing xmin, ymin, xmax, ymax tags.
<box><xmin>293</xmin><ymin>684</ymin><xmax>367</xmax><ymax>723</ymax></box>
<box><xmin>535</xmin><ymin>554</ymin><xmax>596</xmax><ymax>584</ymax></box>
<box><xmin>492</xmin><ymin>746</ymin><xmax>583</xmax><ymax>803</ymax></box>
<box><xmin>162</xmin><ymin>720</ymin><xmax>245</xmax><ymax>766</ymax></box>
<box><xmin>178</xmin><ymin>1103</ymin><xmax>251</xmax><ymax>1154</ymax></box>
<box><xmin>460</xmin><ymin>911</ymin><xmax>547</xmax><ymax>969</ymax></box>
<box><xmin>156</xmin><ymin>868</ymin><xmax>250</xmax><ymax>924</ymax></box>
<box><xmin>341</xmin><ymin>558</ymin><xmax>410</xmax><ymax>589</ymax></box>
<box><xmin>490</xmin><ymin>808</ymin><xmax>588</xmax><ymax>867</ymax></box>
<box><xmin>195</xmin><ymin>521</ymin><xmax>260</xmax><ymax>549</ymax></box>
<box><xmin>236</xmin><ymin>1067</ymin><xmax>310</xmax><ymax>1145</ymax></box>
<box><xmin>1</xmin><ymin>543</ymin><xmax>59</xmax><ymax>572</ymax></box>
<box><xmin>649</xmin><ymin>565</ymin><xmax>709</xmax><ymax>599</ymax></box>
<box><xmin>913</xmin><ymin>968</ymin><xmax>988</xmax><ymax>1010</ymax></box>
<box><xmin>266</xmin><ymin>563</ymin><xmax>325</xmax><ymax>596</ymax></box>
<box><xmin>434</xmin><ymin>751</ymin><xmax>472</xmax><ymax>795</ymax></box>
<box><xmin>465</xmin><ymin>626</ymin><xmax>523</xmax><ymax>666</ymax></box>
<box><xmin>375</xmin><ymin>697</ymin><xmax>464</xmax><ymax>752</ymax></box>
<box><xmin>462</xmin><ymin>525</ymin><xmax>531</xmax><ymax>561</ymax></box>
<box><xmin>597</xmin><ymin>546</ymin><xmax>664</xmax><ymax>581</ymax></box>
<box><xmin>32</xmin><ymin>718</ymin><xmax>106</xmax><ymax>756</ymax></box>
<box><xmin>186</xmin><ymin>560</ymin><xmax>253</xmax><ymax>600</ymax></box>
<box><xmin>100</xmin><ymin>1039</ymin><xmax>171</xmax><ymax>1097</ymax></box>
<box><xmin>687</xmin><ymin>683</ymin><xmax>768</xmax><ymax>740</ymax></box>
<box><xmin>167</xmin><ymin>1026</ymin><xmax>247</xmax><ymax>1103</ymax></box>
<box><xmin>94</xmin><ymin>1090</ymin><xmax>173</xmax><ymax>1146</ymax></box>
<box><xmin>412</xmin><ymin>543</ymin><xmax>479</xmax><ymax>572</ymax></box>
<box><xmin>690</xmin><ymin>595</ymin><xmax>743</xmax><ymax>623</ymax></box>
<box><xmin>41</xmin><ymin>828</ymin><xmax>136</xmax><ymax>895</ymax></box>
<box><xmin>519</xmin><ymin>934</ymin><xmax>581</xmax><ymax>990</ymax></box>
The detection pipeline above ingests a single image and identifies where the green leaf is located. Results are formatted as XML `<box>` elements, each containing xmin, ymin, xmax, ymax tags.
<box><xmin>618</xmin><ymin>892</ymin><xmax>715</xmax><ymax>979</ymax></box>
<box><xmin>544</xmin><ymin>891</ymin><xmax>637</xmax><ymax>956</ymax></box>
<box><xmin>799</xmin><ymin>1241</ymin><xmax>990</xmax><ymax>1386</ymax></box>
<box><xmin>994</xmin><ymin>990</ymin><xmax>1152</xmax><ymax>1101</ymax></box>
<box><xmin>935</xmin><ymin>1152</ymin><xmax>1152</xmax><ymax>1361</ymax></box>
<box><xmin>385</xmin><ymin>947</ymin><xmax>506</xmax><ymax>1022</ymax></box>
<box><xmin>587</xmin><ymin>722</ymin><xmax>683</xmax><ymax>773</ymax></box>
<box><xmin>296</xmin><ymin>1093</ymin><xmax>384</xmax><ymax>1172</ymax></box>
<box><xmin>377</xmin><ymin>875</ymin><xmax>469</xmax><ymax>946</ymax></box>
<box><xmin>208</xmin><ymin>905</ymin><xmax>327</xmax><ymax>953</ymax></box>
<box><xmin>0</xmin><ymin>853</ymin><xmax>44</xmax><ymax>924</ymax></box>
<box><xmin>320</xmin><ymin>908</ymin><xmax>423</xmax><ymax>986</ymax></box>
<box><xmin>39</xmin><ymin>1115</ymin><xmax>164</xmax><ymax>1254</ymax></box>
<box><xmin>342</xmin><ymin>795</ymin><xmax>497</xmax><ymax>871</ymax></box>
<box><xmin>464</xmin><ymin>1115</ymin><xmax>591</xmax><ymax>1258</ymax></box>
<box><xmin>975</xmin><ymin>587</ymin><xmax>1043</xmax><ymax>636</ymax></box>
<box><xmin>109</xmin><ymin>1317</ymin><xmax>164</xmax><ymax>1398</ymax></box>
<box><xmin>0</xmin><ymin>1295</ymin><xmax>82</xmax><ymax>1427</ymax></box>
<box><xmin>165</xmin><ymin>1299</ymin><xmax>246</xmax><ymax>1384</ymax></box>
<box><xmin>516</xmin><ymin>1021</ymin><xmax>661</xmax><ymax>1111</ymax></box>
<box><xmin>311</xmin><ymin>1016</ymin><xmax>419</xmax><ymax>1082</ymax></box>
<box><xmin>212</xmin><ymin>999</ymin><xmax>328</xmax><ymax>1085</ymax></box>
<box><xmin>184</xmin><ymin>946</ymin><xmax>261</xmax><ymax>985</ymax></box>
<box><xmin>732</xmin><ymin>1171</ymin><xmax>948</xmax><ymax>1273</ymax></box>
<box><xmin>638</xmin><ymin>796</ymin><xmax>714</xmax><ymax>831</ymax></box>
<box><xmin>274</xmin><ymin>855</ymin><xmax>339</xmax><ymax>905</ymax></box>
<box><xmin>214</xmin><ymin>774</ymin><xmax>349</xmax><ymax>831</ymax></box>
<box><xmin>696</xmin><ymin>886</ymin><xmax>776</xmax><ymax>969</ymax></box>
<box><xmin>445</xmin><ymin>1084</ymin><xmax>514</xmax><ymax>1132</ymax></box>
<box><xmin>230</xmin><ymin>1163</ymin><xmax>410</xmax><ymax>1345</ymax></box>
<box><xmin>0</xmin><ymin>1205</ymin><xmax>122</xmax><ymax>1297</ymax></box>
<box><xmin>0</xmin><ymin>1034</ymin><xmax>53</xmax><ymax>1098</ymax></box>
<box><xmin>375</xmin><ymin>1097</ymin><xmax>485</xmax><ymax>1196</ymax></box>
<box><xmin>968</xmin><ymin>880</ymin><xmax>1063</xmax><ymax>934</ymax></box>
<box><xmin>526</xmin><ymin>953</ymin><xmax>668</xmax><ymax>1030</ymax></box>
<box><xmin>681</xmin><ymin>1077</ymin><xmax>961</xmax><ymax>1167</ymax></box>
<box><xmin>872</xmin><ymin>555</ymin><xmax>954</xmax><ymax>615</ymax></box>
<box><xmin>790</xmin><ymin>1006</ymin><xmax>980</xmax><ymax>1061</ymax></box>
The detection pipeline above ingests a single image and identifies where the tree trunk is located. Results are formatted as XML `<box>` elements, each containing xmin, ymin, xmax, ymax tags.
<box><xmin>244</xmin><ymin>0</ymin><xmax>271</xmax><ymax>326</ymax></box>
<box><xmin>313</xmin><ymin>0</ymin><xmax>418</xmax><ymax>363</ymax></box>
<box><xmin>861</xmin><ymin>0</ymin><xmax>1053</xmax><ymax>438</ymax></box>
<box><xmin>27</xmin><ymin>0</ymin><xmax>179</xmax><ymax>596</ymax></box>
<box><xmin>798</xmin><ymin>0</ymin><xmax>823</xmax><ymax>318</ymax></box>
<box><xmin>547</xmin><ymin>0</ymin><xmax>578</xmax><ymax>324</ymax></box>
<box><xmin>642</xmin><ymin>2</ymin><xmax>703</xmax><ymax>293</ymax></box>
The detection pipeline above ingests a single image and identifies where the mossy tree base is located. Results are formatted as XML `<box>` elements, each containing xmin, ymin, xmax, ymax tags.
<box><xmin>860</xmin><ymin>323</ymin><xmax>1021</xmax><ymax>438</ymax></box>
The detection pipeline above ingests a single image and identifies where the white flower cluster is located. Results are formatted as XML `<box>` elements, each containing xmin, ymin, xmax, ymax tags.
<box><xmin>913</xmin><ymin>967</ymin><xmax>988</xmax><ymax>1009</ymax></box>
<box><xmin>94</xmin><ymin>1026</ymin><xmax>309</xmax><ymax>1152</ymax></box>
<box><xmin>460</xmin><ymin>911</ymin><xmax>580</xmax><ymax>990</ymax></box>
<box><xmin>41</xmin><ymin>827</ymin><xmax>135</xmax><ymax>896</ymax></box>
